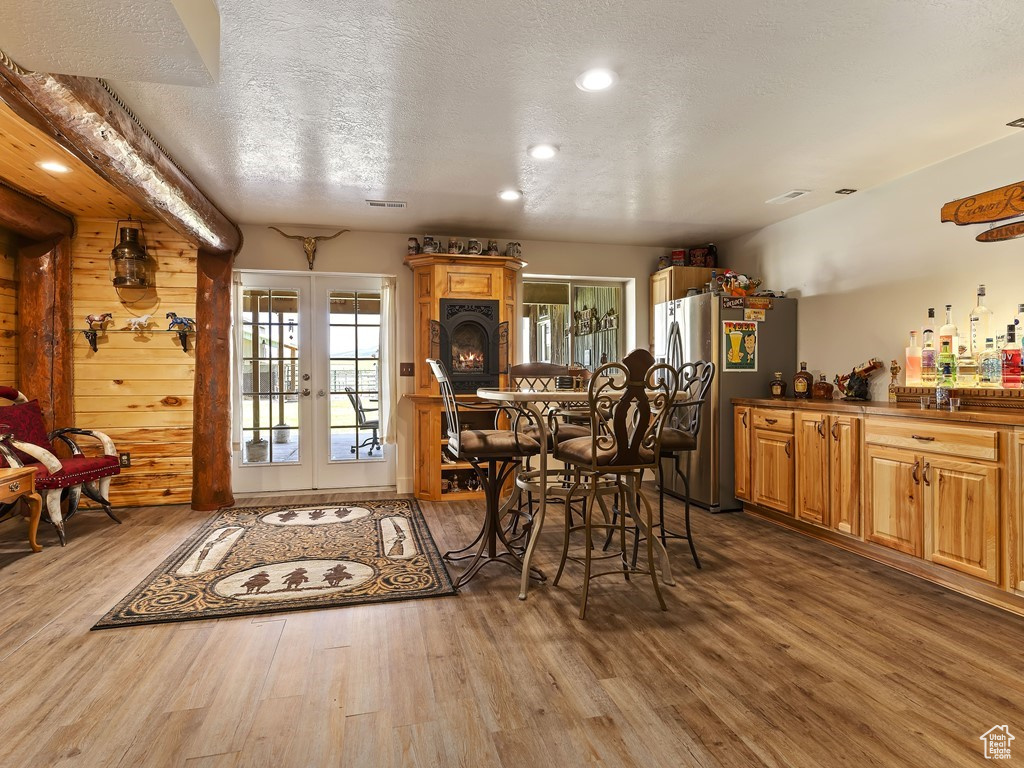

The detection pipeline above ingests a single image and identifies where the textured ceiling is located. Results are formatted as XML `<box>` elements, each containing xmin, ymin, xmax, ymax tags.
<box><xmin>6</xmin><ymin>0</ymin><xmax>1024</xmax><ymax>246</ymax></box>
<box><xmin>0</xmin><ymin>0</ymin><xmax>217</xmax><ymax>85</ymax></box>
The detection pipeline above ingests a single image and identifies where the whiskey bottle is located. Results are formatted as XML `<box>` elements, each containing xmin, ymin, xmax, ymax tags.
<box><xmin>905</xmin><ymin>331</ymin><xmax>922</xmax><ymax>385</ymax></box>
<box><xmin>1002</xmin><ymin>325</ymin><xmax>1022</xmax><ymax>389</ymax></box>
<box><xmin>921</xmin><ymin>308</ymin><xmax>937</xmax><ymax>384</ymax></box>
<box><xmin>979</xmin><ymin>338</ymin><xmax>1002</xmax><ymax>388</ymax></box>
<box><xmin>812</xmin><ymin>374</ymin><xmax>834</xmax><ymax>400</ymax></box>
<box><xmin>937</xmin><ymin>304</ymin><xmax>959</xmax><ymax>379</ymax></box>
<box><xmin>769</xmin><ymin>371</ymin><xmax>787</xmax><ymax>399</ymax></box>
<box><xmin>793</xmin><ymin>362</ymin><xmax>813</xmax><ymax>399</ymax></box>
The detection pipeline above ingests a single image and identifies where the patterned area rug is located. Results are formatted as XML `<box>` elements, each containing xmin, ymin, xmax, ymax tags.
<box><xmin>94</xmin><ymin>498</ymin><xmax>454</xmax><ymax>629</ymax></box>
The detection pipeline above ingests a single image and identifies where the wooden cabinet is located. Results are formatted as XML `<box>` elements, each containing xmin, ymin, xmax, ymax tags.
<box><xmin>923</xmin><ymin>457</ymin><xmax>999</xmax><ymax>583</ymax></box>
<box><xmin>794</xmin><ymin>411</ymin><xmax>861</xmax><ymax>533</ymax></box>
<box><xmin>734</xmin><ymin>406</ymin><xmax>752</xmax><ymax>501</ymax></box>
<box><xmin>752</xmin><ymin>425</ymin><xmax>794</xmax><ymax>515</ymax></box>
<box><xmin>1016</xmin><ymin>431</ymin><xmax>1024</xmax><ymax>592</ymax></box>
<box><xmin>865</xmin><ymin>445</ymin><xmax>923</xmax><ymax>556</ymax></box>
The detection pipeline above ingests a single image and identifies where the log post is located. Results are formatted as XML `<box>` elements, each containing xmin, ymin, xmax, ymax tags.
<box><xmin>191</xmin><ymin>248</ymin><xmax>235</xmax><ymax>511</ymax></box>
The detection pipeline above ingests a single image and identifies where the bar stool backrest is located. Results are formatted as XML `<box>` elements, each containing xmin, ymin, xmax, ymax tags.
<box><xmin>426</xmin><ymin>358</ymin><xmax>463</xmax><ymax>456</ymax></box>
<box><xmin>672</xmin><ymin>361</ymin><xmax>715</xmax><ymax>437</ymax></box>
<box><xmin>586</xmin><ymin>348</ymin><xmax>678</xmax><ymax>469</ymax></box>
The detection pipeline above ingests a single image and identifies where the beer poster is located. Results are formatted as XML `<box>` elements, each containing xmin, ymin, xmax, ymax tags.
<box><xmin>723</xmin><ymin>321</ymin><xmax>757</xmax><ymax>371</ymax></box>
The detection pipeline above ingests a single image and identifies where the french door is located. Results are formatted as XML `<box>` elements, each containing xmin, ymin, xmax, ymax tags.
<box><xmin>232</xmin><ymin>272</ymin><xmax>395</xmax><ymax>493</ymax></box>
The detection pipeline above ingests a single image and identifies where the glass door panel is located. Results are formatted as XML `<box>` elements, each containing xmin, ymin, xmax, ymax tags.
<box><xmin>326</xmin><ymin>289</ymin><xmax>381</xmax><ymax>461</ymax></box>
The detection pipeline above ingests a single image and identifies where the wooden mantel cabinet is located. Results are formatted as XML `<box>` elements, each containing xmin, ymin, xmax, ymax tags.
<box><xmin>735</xmin><ymin>398</ymin><xmax>1024</xmax><ymax>617</ymax></box>
<box><xmin>404</xmin><ymin>251</ymin><xmax>525</xmax><ymax>501</ymax></box>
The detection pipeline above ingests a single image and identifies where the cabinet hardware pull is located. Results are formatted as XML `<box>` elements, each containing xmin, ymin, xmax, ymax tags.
<box><xmin>910</xmin><ymin>434</ymin><xmax>936</xmax><ymax>441</ymax></box>
<box><xmin>831</xmin><ymin>422</ymin><xmax>839</xmax><ymax>441</ymax></box>
<box><xmin>742</xmin><ymin>411</ymin><xmax>748</xmax><ymax>427</ymax></box>
<box><xmin>912</xmin><ymin>460</ymin><xmax>920</xmax><ymax>484</ymax></box>
<box><xmin>923</xmin><ymin>462</ymin><xmax>931</xmax><ymax>486</ymax></box>
<box><xmin>765</xmin><ymin>417</ymin><xmax>778</xmax><ymax>425</ymax></box>
<box><xmin>817</xmin><ymin>420</ymin><xmax>825</xmax><ymax>438</ymax></box>
<box><xmin>785</xmin><ymin>440</ymin><xmax>791</xmax><ymax>458</ymax></box>
<box><xmin>7</xmin><ymin>481</ymin><xmax>19</xmax><ymax>492</ymax></box>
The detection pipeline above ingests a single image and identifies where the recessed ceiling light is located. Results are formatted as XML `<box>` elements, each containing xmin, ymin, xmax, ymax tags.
<box><xmin>575</xmin><ymin>68</ymin><xmax>618</xmax><ymax>92</ymax></box>
<box><xmin>498</xmin><ymin>189</ymin><xmax>522</xmax><ymax>201</ymax></box>
<box><xmin>37</xmin><ymin>160</ymin><xmax>71</xmax><ymax>173</ymax></box>
<box><xmin>528</xmin><ymin>144</ymin><xmax>559</xmax><ymax>160</ymax></box>
<box><xmin>835</xmin><ymin>188</ymin><xmax>857</xmax><ymax>195</ymax></box>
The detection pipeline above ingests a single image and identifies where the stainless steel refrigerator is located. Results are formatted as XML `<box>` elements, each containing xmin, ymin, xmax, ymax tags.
<box><xmin>653</xmin><ymin>293</ymin><xmax>797</xmax><ymax>511</ymax></box>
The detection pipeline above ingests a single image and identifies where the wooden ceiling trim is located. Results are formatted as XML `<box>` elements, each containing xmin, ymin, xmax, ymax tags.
<box><xmin>0</xmin><ymin>180</ymin><xmax>73</xmax><ymax>240</ymax></box>
<box><xmin>0</xmin><ymin>51</ymin><xmax>240</xmax><ymax>256</ymax></box>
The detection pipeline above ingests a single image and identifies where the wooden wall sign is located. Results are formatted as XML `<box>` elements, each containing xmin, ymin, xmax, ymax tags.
<box><xmin>976</xmin><ymin>220</ymin><xmax>1024</xmax><ymax>242</ymax></box>
<box><xmin>941</xmin><ymin>180</ymin><xmax>1024</xmax><ymax>226</ymax></box>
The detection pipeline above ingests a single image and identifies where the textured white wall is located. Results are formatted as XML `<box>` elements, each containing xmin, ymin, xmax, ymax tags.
<box><xmin>725</xmin><ymin>133</ymin><xmax>1024</xmax><ymax>400</ymax></box>
<box><xmin>235</xmin><ymin>227</ymin><xmax>663</xmax><ymax>492</ymax></box>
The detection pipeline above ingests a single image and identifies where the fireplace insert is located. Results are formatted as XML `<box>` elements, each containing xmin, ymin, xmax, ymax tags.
<box><xmin>434</xmin><ymin>299</ymin><xmax>507</xmax><ymax>392</ymax></box>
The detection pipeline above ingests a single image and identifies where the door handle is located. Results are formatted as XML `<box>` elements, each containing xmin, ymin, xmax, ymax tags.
<box><xmin>831</xmin><ymin>421</ymin><xmax>839</xmax><ymax>441</ymax></box>
<box><xmin>923</xmin><ymin>462</ymin><xmax>931</xmax><ymax>486</ymax></box>
<box><xmin>912</xmin><ymin>459</ymin><xmax>920</xmax><ymax>484</ymax></box>
<box><xmin>301</xmin><ymin>388</ymin><xmax>311</xmax><ymax>397</ymax></box>
<box><xmin>741</xmin><ymin>410</ymin><xmax>748</xmax><ymax>427</ymax></box>
<box><xmin>785</xmin><ymin>440</ymin><xmax>791</xmax><ymax>458</ymax></box>
<box><xmin>816</xmin><ymin>420</ymin><xmax>825</xmax><ymax>438</ymax></box>
<box><xmin>765</xmin><ymin>417</ymin><xmax>778</xmax><ymax>425</ymax></box>
<box><xmin>302</xmin><ymin>373</ymin><xmax>310</xmax><ymax>381</ymax></box>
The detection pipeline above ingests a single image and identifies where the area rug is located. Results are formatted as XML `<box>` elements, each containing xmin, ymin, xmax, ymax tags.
<box><xmin>94</xmin><ymin>498</ymin><xmax>455</xmax><ymax>629</ymax></box>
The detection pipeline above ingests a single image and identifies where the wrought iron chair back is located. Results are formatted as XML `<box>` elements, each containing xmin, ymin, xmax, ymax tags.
<box><xmin>669</xmin><ymin>361</ymin><xmax>715</xmax><ymax>435</ymax></box>
<box><xmin>577</xmin><ymin>348</ymin><xmax>678</xmax><ymax>470</ymax></box>
<box><xmin>426</xmin><ymin>358</ymin><xmax>463</xmax><ymax>456</ymax></box>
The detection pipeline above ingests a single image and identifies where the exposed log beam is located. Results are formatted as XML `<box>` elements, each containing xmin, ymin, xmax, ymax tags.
<box><xmin>0</xmin><ymin>50</ymin><xmax>240</xmax><ymax>256</ymax></box>
<box><xmin>0</xmin><ymin>181</ymin><xmax>73</xmax><ymax>240</ymax></box>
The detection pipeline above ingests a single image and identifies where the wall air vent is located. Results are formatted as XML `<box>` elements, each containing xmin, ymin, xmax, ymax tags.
<box><xmin>765</xmin><ymin>189</ymin><xmax>811</xmax><ymax>205</ymax></box>
<box><xmin>1007</xmin><ymin>118</ymin><xmax>1024</xmax><ymax>128</ymax></box>
<box><xmin>366</xmin><ymin>199</ymin><xmax>407</xmax><ymax>209</ymax></box>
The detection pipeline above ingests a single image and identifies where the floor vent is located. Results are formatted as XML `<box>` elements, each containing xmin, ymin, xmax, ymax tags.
<box><xmin>366</xmin><ymin>200</ymin><xmax>407</xmax><ymax>209</ymax></box>
<box><xmin>765</xmin><ymin>189</ymin><xmax>811</xmax><ymax>204</ymax></box>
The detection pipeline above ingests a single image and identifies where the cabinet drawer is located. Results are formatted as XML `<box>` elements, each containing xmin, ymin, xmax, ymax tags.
<box><xmin>752</xmin><ymin>409</ymin><xmax>793</xmax><ymax>433</ymax></box>
<box><xmin>864</xmin><ymin>418</ymin><xmax>999</xmax><ymax>462</ymax></box>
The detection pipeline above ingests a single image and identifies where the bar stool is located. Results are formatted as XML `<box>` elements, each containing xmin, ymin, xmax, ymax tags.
<box><xmin>551</xmin><ymin>348</ymin><xmax>679</xmax><ymax>619</ymax></box>
<box><xmin>426</xmin><ymin>359</ymin><xmax>542</xmax><ymax>589</ymax></box>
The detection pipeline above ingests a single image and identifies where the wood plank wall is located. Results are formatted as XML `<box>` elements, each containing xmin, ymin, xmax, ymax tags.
<box><xmin>72</xmin><ymin>219</ymin><xmax>197</xmax><ymax>507</ymax></box>
<box><xmin>0</xmin><ymin>227</ymin><xmax>16</xmax><ymax>385</ymax></box>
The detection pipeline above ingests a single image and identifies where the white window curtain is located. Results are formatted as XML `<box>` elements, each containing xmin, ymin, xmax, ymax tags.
<box><xmin>379</xmin><ymin>275</ymin><xmax>398</xmax><ymax>444</ymax></box>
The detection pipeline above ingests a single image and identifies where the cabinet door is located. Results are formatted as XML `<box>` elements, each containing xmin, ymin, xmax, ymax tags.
<box><xmin>795</xmin><ymin>412</ymin><xmax>829</xmax><ymax>526</ymax></box>
<box><xmin>752</xmin><ymin>428</ymin><xmax>794</xmax><ymax>515</ymax></box>
<box><xmin>734</xmin><ymin>406</ymin><xmax>752</xmax><ymax>501</ymax></box>
<box><xmin>865</xmin><ymin>446</ymin><xmax>922</xmax><ymax>556</ymax></box>
<box><xmin>922</xmin><ymin>457</ymin><xmax>999</xmax><ymax>583</ymax></box>
<box><xmin>830</xmin><ymin>415</ymin><xmax>861</xmax><ymax>536</ymax></box>
<box><xmin>1017</xmin><ymin>433</ymin><xmax>1024</xmax><ymax>592</ymax></box>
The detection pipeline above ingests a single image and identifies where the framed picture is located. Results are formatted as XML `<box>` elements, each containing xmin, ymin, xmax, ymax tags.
<box><xmin>583</xmin><ymin>349</ymin><xmax>592</xmax><ymax>367</ymax></box>
<box><xmin>723</xmin><ymin>321</ymin><xmax>757</xmax><ymax>371</ymax></box>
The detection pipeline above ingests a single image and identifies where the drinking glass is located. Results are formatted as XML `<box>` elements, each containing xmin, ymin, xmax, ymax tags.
<box><xmin>919</xmin><ymin>396</ymin><xmax>931</xmax><ymax>409</ymax></box>
<box><xmin>949</xmin><ymin>397</ymin><xmax>961</xmax><ymax>411</ymax></box>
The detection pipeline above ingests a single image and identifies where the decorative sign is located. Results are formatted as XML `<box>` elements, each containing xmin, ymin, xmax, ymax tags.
<box><xmin>745</xmin><ymin>297</ymin><xmax>774</xmax><ymax>310</ymax></box>
<box><xmin>723</xmin><ymin>321</ymin><xmax>757</xmax><ymax>371</ymax></box>
<box><xmin>721</xmin><ymin>296</ymin><xmax>745</xmax><ymax>309</ymax></box>
<box><xmin>941</xmin><ymin>181</ymin><xmax>1024</xmax><ymax>226</ymax></box>
<box><xmin>976</xmin><ymin>220</ymin><xmax>1024</xmax><ymax>242</ymax></box>
<box><xmin>744</xmin><ymin>308</ymin><xmax>766</xmax><ymax>322</ymax></box>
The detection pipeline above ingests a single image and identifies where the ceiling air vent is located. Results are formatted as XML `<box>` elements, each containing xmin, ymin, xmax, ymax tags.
<box><xmin>1007</xmin><ymin>118</ymin><xmax>1024</xmax><ymax>128</ymax></box>
<box><xmin>366</xmin><ymin>199</ymin><xmax>407</xmax><ymax>209</ymax></box>
<box><xmin>765</xmin><ymin>189</ymin><xmax>811</xmax><ymax>205</ymax></box>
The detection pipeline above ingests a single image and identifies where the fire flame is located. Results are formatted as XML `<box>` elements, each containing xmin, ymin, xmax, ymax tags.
<box><xmin>454</xmin><ymin>351</ymin><xmax>484</xmax><ymax>371</ymax></box>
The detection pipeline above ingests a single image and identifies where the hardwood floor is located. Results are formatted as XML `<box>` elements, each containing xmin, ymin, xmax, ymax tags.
<box><xmin>1</xmin><ymin>488</ymin><xmax>1022</xmax><ymax>767</ymax></box>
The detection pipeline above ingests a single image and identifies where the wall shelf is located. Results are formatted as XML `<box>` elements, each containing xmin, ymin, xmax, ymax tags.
<box><xmin>73</xmin><ymin>328</ymin><xmax>196</xmax><ymax>353</ymax></box>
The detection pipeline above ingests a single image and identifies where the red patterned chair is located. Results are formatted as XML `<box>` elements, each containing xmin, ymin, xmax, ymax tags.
<box><xmin>0</xmin><ymin>387</ymin><xmax>121</xmax><ymax>545</ymax></box>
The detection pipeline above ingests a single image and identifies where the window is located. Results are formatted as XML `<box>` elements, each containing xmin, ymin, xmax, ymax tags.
<box><xmin>522</xmin><ymin>280</ymin><xmax>623</xmax><ymax>370</ymax></box>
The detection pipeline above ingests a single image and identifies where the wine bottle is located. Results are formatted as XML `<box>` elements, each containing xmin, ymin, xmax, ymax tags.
<box><xmin>905</xmin><ymin>331</ymin><xmax>922</xmax><ymax>385</ymax></box>
<box><xmin>921</xmin><ymin>308</ymin><xmax>937</xmax><ymax>384</ymax></box>
<box><xmin>1002</xmin><ymin>324</ymin><xmax>1022</xmax><ymax>389</ymax></box>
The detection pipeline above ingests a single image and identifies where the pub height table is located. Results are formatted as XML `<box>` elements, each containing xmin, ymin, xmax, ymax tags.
<box><xmin>476</xmin><ymin>387</ymin><xmax>677</xmax><ymax>600</ymax></box>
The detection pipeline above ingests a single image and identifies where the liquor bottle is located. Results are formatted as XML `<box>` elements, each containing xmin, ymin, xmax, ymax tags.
<box><xmin>921</xmin><ymin>308</ymin><xmax>937</xmax><ymax>384</ymax></box>
<box><xmin>905</xmin><ymin>331</ymin><xmax>922</xmax><ymax>385</ymax></box>
<box><xmin>957</xmin><ymin>343</ymin><xmax>979</xmax><ymax>388</ymax></box>
<box><xmin>1002</xmin><ymin>324</ymin><xmax>1022</xmax><ymax>389</ymax></box>
<box><xmin>935</xmin><ymin>363</ymin><xmax>954</xmax><ymax>410</ymax></box>
<box><xmin>769</xmin><ymin>371</ymin><xmax>787</xmax><ymax>399</ymax></box>
<box><xmin>979</xmin><ymin>337</ymin><xmax>1002</xmax><ymax>388</ymax></box>
<box><xmin>812</xmin><ymin>374</ymin><xmax>834</xmax><ymax>400</ymax></box>
<box><xmin>793</xmin><ymin>361</ymin><xmax>813</xmax><ymax>399</ymax></box>
<box><xmin>968</xmin><ymin>285</ymin><xmax>993</xmax><ymax>358</ymax></box>
<box><xmin>937</xmin><ymin>304</ymin><xmax>959</xmax><ymax>378</ymax></box>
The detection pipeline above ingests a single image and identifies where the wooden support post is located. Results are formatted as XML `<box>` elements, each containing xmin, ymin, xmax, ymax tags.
<box><xmin>191</xmin><ymin>248</ymin><xmax>235</xmax><ymax>511</ymax></box>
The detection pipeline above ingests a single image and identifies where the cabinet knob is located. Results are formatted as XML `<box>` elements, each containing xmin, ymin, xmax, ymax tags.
<box><xmin>7</xmin><ymin>481</ymin><xmax>19</xmax><ymax>492</ymax></box>
<box><xmin>765</xmin><ymin>417</ymin><xmax>778</xmax><ymax>425</ymax></box>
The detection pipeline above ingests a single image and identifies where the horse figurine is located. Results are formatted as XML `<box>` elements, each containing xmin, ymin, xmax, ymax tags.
<box><xmin>85</xmin><ymin>312</ymin><xmax>113</xmax><ymax>330</ymax></box>
<box><xmin>125</xmin><ymin>314</ymin><xmax>153</xmax><ymax>332</ymax></box>
<box><xmin>166</xmin><ymin>312</ymin><xmax>195</xmax><ymax>331</ymax></box>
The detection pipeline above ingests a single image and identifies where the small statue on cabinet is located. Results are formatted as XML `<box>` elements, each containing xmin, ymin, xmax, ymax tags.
<box><xmin>486</xmin><ymin>240</ymin><xmax>500</xmax><ymax>256</ymax></box>
<box><xmin>505</xmin><ymin>241</ymin><xmax>522</xmax><ymax>258</ymax></box>
<box><xmin>407</xmin><ymin>237</ymin><xmax>420</xmax><ymax>255</ymax></box>
<box><xmin>888</xmin><ymin>359</ymin><xmax>902</xmax><ymax>403</ymax></box>
<box><xmin>124</xmin><ymin>314</ymin><xmax>153</xmax><ymax>332</ymax></box>
<box><xmin>85</xmin><ymin>312</ymin><xmax>114</xmax><ymax>330</ymax></box>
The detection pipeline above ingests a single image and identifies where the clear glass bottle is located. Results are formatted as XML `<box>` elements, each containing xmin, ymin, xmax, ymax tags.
<box><xmin>1002</xmin><ymin>324</ymin><xmax>1022</xmax><ymax>389</ymax></box>
<box><xmin>1015</xmin><ymin>303</ymin><xmax>1024</xmax><ymax>336</ymax></box>
<box><xmin>979</xmin><ymin>337</ymin><xmax>1002</xmax><ymax>388</ymax></box>
<box><xmin>793</xmin><ymin>361</ymin><xmax>813</xmax><ymax>399</ymax></box>
<box><xmin>905</xmin><ymin>331</ymin><xmax>922</xmax><ymax>385</ymax></box>
<box><xmin>937</xmin><ymin>304</ymin><xmax>959</xmax><ymax>379</ymax></box>
<box><xmin>968</xmin><ymin>285</ymin><xmax>993</xmax><ymax>358</ymax></box>
<box><xmin>935</xmin><ymin>362</ymin><xmax>954</xmax><ymax>409</ymax></box>
<box><xmin>957</xmin><ymin>343</ymin><xmax>979</xmax><ymax>387</ymax></box>
<box><xmin>921</xmin><ymin>308</ymin><xmax>937</xmax><ymax>384</ymax></box>
<box><xmin>769</xmin><ymin>371</ymin><xmax>787</xmax><ymax>399</ymax></box>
